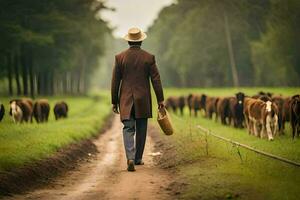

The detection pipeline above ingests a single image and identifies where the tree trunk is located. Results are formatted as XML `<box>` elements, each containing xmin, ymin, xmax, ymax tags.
<box><xmin>77</xmin><ymin>70</ymin><xmax>81</xmax><ymax>94</ymax></box>
<box><xmin>49</xmin><ymin>70</ymin><xmax>54</xmax><ymax>95</ymax></box>
<box><xmin>28</xmin><ymin>49</ymin><xmax>35</xmax><ymax>99</ymax></box>
<box><xmin>37</xmin><ymin>72</ymin><xmax>42</xmax><ymax>95</ymax></box>
<box><xmin>21</xmin><ymin>44</ymin><xmax>28</xmax><ymax>95</ymax></box>
<box><xmin>83</xmin><ymin>73</ymin><xmax>88</xmax><ymax>94</ymax></box>
<box><xmin>14</xmin><ymin>52</ymin><xmax>22</xmax><ymax>95</ymax></box>
<box><xmin>39</xmin><ymin>72</ymin><xmax>47</xmax><ymax>95</ymax></box>
<box><xmin>62</xmin><ymin>72</ymin><xmax>67</xmax><ymax>94</ymax></box>
<box><xmin>44</xmin><ymin>72</ymin><xmax>49</xmax><ymax>95</ymax></box>
<box><xmin>224</xmin><ymin>11</ymin><xmax>239</xmax><ymax>87</ymax></box>
<box><xmin>71</xmin><ymin>72</ymin><xmax>75</xmax><ymax>95</ymax></box>
<box><xmin>7</xmin><ymin>52</ymin><xmax>13</xmax><ymax>96</ymax></box>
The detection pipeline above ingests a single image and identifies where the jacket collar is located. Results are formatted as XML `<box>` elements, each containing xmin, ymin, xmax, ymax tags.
<box><xmin>129</xmin><ymin>45</ymin><xmax>141</xmax><ymax>49</ymax></box>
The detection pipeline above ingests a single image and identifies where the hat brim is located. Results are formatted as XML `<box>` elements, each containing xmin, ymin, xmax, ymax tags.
<box><xmin>123</xmin><ymin>32</ymin><xmax>147</xmax><ymax>42</ymax></box>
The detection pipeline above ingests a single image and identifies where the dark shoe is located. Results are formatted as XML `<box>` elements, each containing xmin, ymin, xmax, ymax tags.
<box><xmin>127</xmin><ymin>160</ymin><xmax>135</xmax><ymax>172</ymax></box>
<box><xmin>135</xmin><ymin>160</ymin><xmax>144</xmax><ymax>165</ymax></box>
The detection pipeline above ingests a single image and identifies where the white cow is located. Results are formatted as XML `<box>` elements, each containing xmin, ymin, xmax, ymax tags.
<box><xmin>10</xmin><ymin>101</ymin><xmax>23</xmax><ymax>123</ymax></box>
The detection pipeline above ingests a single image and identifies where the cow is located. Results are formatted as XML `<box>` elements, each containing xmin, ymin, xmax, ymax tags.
<box><xmin>178</xmin><ymin>96</ymin><xmax>185</xmax><ymax>116</ymax></box>
<box><xmin>187</xmin><ymin>94</ymin><xmax>194</xmax><ymax>116</ymax></box>
<box><xmin>0</xmin><ymin>103</ymin><xmax>5</xmax><ymax>122</ymax></box>
<box><xmin>248</xmin><ymin>99</ymin><xmax>278</xmax><ymax>140</ymax></box>
<box><xmin>229</xmin><ymin>92</ymin><xmax>245</xmax><ymax>128</ymax></box>
<box><xmin>290</xmin><ymin>95</ymin><xmax>300</xmax><ymax>139</ymax></box>
<box><xmin>54</xmin><ymin>101</ymin><xmax>68</xmax><ymax>120</ymax></box>
<box><xmin>244</xmin><ymin>97</ymin><xmax>257</xmax><ymax>134</ymax></box>
<box><xmin>200</xmin><ymin>94</ymin><xmax>207</xmax><ymax>114</ymax></box>
<box><xmin>282</xmin><ymin>97</ymin><xmax>291</xmax><ymax>131</ymax></box>
<box><xmin>205</xmin><ymin>96</ymin><xmax>219</xmax><ymax>120</ymax></box>
<box><xmin>9</xmin><ymin>99</ymin><xmax>33</xmax><ymax>123</ymax></box>
<box><xmin>216</xmin><ymin>97</ymin><xmax>230</xmax><ymax>125</ymax></box>
<box><xmin>252</xmin><ymin>91</ymin><xmax>273</xmax><ymax>99</ymax></box>
<box><xmin>165</xmin><ymin>96</ymin><xmax>177</xmax><ymax>114</ymax></box>
<box><xmin>191</xmin><ymin>95</ymin><xmax>201</xmax><ymax>117</ymax></box>
<box><xmin>272</xmin><ymin>96</ymin><xmax>285</xmax><ymax>134</ymax></box>
<box><xmin>33</xmin><ymin>99</ymin><xmax>50</xmax><ymax>123</ymax></box>
<box><xmin>22</xmin><ymin>98</ymin><xmax>34</xmax><ymax>122</ymax></box>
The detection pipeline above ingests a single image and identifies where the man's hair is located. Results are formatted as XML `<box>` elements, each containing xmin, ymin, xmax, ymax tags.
<box><xmin>128</xmin><ymin>41</ymin><xmax>142</xmax><ymax>46</ymax></box>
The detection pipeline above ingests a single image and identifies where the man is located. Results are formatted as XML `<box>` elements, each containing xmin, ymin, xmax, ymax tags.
<box><xmin>111</xmin><ymin>27</ymin><xmax>164</xmax><ymax>172</ymax></box>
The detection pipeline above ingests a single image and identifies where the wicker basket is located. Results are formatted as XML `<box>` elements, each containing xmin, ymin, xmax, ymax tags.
<box><xmin>157</xmin><ymin>108</ymin><xmax>174</xmax><ymax>135</ymax></box>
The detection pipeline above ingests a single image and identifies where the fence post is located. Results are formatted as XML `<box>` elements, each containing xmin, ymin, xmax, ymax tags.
<box><xmin>205</xmin><ymin>130</ymin><xmax>209</xmax><ymax>156</ymax></box>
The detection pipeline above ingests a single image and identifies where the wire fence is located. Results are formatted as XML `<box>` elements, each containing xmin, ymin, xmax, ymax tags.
<box><xmin>196</xmin><ymin>124</ymin><xmax>300</xmax><ymax>167</ymax></box>
<box><xmin>170</xmin><ymin>112</ymin><xmax>300</xmax><ymax>167</ymax></box>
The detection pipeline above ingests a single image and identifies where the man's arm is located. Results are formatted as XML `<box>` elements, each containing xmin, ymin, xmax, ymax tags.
<box><xmin>111</xmin><ymin>56</ymin><xmax>121</xmax><ymax>113</ymax></box>
<box><xmin>149</xmin><ymin>55</ymin><xmax>164</xmax><ymax>108</ymax></box>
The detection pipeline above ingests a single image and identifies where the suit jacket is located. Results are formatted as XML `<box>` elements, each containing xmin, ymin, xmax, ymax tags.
<box><xmin>111</xmin><ymin>46</ymin><xmax>164</xmax><ymax>121</ymax></box>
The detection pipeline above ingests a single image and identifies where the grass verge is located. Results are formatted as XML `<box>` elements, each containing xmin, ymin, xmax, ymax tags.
<box><xmin>0</xmin><ymin>93</ymin><xmax>111</xmax><ymax>172</ymax></box>
<box><xmin>152</xmin><ymin>87</ymin><xmax>300</xmax><ymax>200</ymax></box>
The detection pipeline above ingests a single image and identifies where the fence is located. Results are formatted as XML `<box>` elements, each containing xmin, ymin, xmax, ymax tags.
<box><xmin>196</xmin><ymin>124</ymin><xmax>300</xmax><ymax>167</ymax></box>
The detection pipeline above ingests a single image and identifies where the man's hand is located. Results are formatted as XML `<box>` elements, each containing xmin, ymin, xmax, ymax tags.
<box><xmin>158</xmin><ymin>101</ymin><xmax>165</xmax><ymax>109</ymax></box>
<box><xmin>112</xmin><ymin>104</ymin><xmax>119</xmax><ymax>114</ymax></box>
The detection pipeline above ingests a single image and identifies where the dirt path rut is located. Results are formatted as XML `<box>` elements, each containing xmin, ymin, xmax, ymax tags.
<box><xmin>6</xmin><ymin>115</ymin><xmax>171</xmax><ymax>200</ymax></box>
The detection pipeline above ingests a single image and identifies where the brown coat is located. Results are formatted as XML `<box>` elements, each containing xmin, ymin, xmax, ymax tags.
<box><xmin>111</xmin><ymin>46</ymin><xmax>164</xmax><ymax>120</ymax></box>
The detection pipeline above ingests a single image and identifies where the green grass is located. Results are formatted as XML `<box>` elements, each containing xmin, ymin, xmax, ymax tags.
<box><xmin>154</xmin><ymin>87</ymin><xmax>300</xmax><ymax>200</ymax></box>
<box><xmin>0</xmin><ymin>93</ymin><xmax>111</xmax><ymax>172</ymax></box>
<box><xmin>163</xmin><ymin>87</ymin><xmax>299</xmax><ymax>97</ymax></box>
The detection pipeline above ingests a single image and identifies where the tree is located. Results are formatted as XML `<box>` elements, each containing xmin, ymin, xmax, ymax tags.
<box><xmin>146</xmin><ymin>0</ymin><xmax>273</xmax><ymax>87</ymax></box>
<box><xmin>0</xmin><ymin>0</ymin><xmax>112</xmax><ymax>96</ymax></box>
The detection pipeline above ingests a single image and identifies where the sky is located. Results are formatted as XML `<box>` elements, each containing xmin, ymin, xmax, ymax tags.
<box><xmin>100</xmin><ymin>0</ymin><xmax>174</xmax><ymax>38</ymax></box>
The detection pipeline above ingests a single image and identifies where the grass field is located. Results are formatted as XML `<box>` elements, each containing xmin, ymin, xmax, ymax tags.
<box><xmin>0</xmin><ymin>93</ymin><xmax>111</xmax><ymax>172</ymax></box>
<box><xmin>163</xmin><ymin>87</ymin><xmax>299</xmax><ymax>97</ymax></box>
<box><xmin>154</xmin><ymin>87</ymin><xmax>300</xmax><ymax>200</ymax></box>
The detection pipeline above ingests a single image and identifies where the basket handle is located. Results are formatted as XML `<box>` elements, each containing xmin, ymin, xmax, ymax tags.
<box><xmin>157</xmin><ymin>107</ymin><xmax>167</xmax><ymax>119</ymax></box>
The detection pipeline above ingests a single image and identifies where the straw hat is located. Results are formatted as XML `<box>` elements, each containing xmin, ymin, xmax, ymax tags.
<box><xmin>124</xmin><ymin>27</ymin><xmax>147</xmax><ymax>42</ymax></box>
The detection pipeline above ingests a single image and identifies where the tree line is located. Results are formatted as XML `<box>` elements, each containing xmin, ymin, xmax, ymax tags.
<box><xmin>144</xmin><ymin>0</ymin><xmax>300</xmax><ymax>87</ymax></box>
<box><xmin>0</xmin><ymin>0</ymin><xmax>111</xmax><ymax>97</ymax></box>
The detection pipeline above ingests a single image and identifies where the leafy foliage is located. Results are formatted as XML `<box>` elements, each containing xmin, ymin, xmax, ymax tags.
<box><xmin>145</xmin><ymin>0</ymin><xmax>299</xmax><ymax>87</ymax></box>
<box><xmin>0</xmin><ymin>0</ymin><xmax>111</xmax><ymax>96</ymax></box>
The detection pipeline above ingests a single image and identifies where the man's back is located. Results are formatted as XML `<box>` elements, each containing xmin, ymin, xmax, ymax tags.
<box><xmin>111</xmin><ymin>27</ymin><xmax>164</xmax><ymax>172</ymax></box>
<box><xmin>116</xmin><ymin>46</ymin><xmax>154</xmax><ymax>88</ymax></box>
<box><xmin>112</xmin><ymin>45</ymin><xmax>164</xmax><ymax>121</ymax></box>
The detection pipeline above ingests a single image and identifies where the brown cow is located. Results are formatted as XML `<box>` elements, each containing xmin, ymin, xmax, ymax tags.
<box><xmin>272</xmin><ymin>96</ymin><xmax>285</xmax><ymax>134</ymax></box>
<box><xmin>165</xmin><ymin>96</ymin><xmax>178</xmax><ymax>113</ymax></box>
<box><xmin>290</xmin><ymin>95</ymin><xmax>300</xmax><ymax>139</ymax></box>
<box><xmin>248</xmin><ymin>99</ymin><xmax>278</xmax><ymax>140</ymax></box>
<box><xmin>9</xmin><ymin>99</ymin><xmax>33</xmax><ymax>123</ymax></box>
<box><xmin>54</xmin><ymin>101</ymin><xmax>68</xmax><ymax>120</ymax></box>
<box><xmin>205</xmin><ymin>97</ymin><xmax>219</xmax><ymax>120</ymax></box>
<box><xmin>178</xmin><ymin>96</ymin><xmax>185</xmax><ymax>116</ymax></box>
<box><xmin>23</xmin><ymin>98</ymin><xmax>33</xmax><ymax>108</ymax></box>
<box><xmin>33</xmin><ymin>99</ymin><xmax>50</xmax><ymax>123</ymax></box>
<box><xmin>187</xmin><ymin>94</ymin><xmax>194</xmax><ymax>116</ymax></box>
<box><xmin>252</xmin><ymin>91</ymin><xmax>273</xmax><ymax>99</ymax></box>
<box><xmin>216</xmin><ymin>97</ymin><xmax>230</xmax><ymax>125</ymax></box>
<box><xmin>244</xmin><ymin>97</ymin><xmax>258</xmax><ymax>134</ymax></box>
<box><xmin>23</xmin><ymin>98</ymin><xmax>34</xmax><ymax>122</ymax></box>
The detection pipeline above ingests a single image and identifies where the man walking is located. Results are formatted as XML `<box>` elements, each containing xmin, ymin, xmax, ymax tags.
<box><xmin>111</xmin><ymin>27</ymin><xmax>164</xmax><ymax>172</ymax></box>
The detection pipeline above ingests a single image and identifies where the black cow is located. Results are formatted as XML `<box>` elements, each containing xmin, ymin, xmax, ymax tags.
<box><xmin>54</xmin><ymin>101</ymin><xmax>68</xmax><ymax>120</ymax></box>
<box><xmin>0</xmin><ymin>103</ymin><xmax>5</xmax><ymax>122</ymax></box>
<box><xmin>229</xmin><ymin>92</ymin><xmax>245</xmax><ymax>128</ymax></box>
<box><xmin>290</xmin><ymin>95</ymin><xmax>300</xmax><ymax>139</ymax></box>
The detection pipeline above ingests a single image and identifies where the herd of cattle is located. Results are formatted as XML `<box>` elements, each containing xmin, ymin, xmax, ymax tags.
<box><xmin>0</xmin><ymin>98</ymin><xmax>69</xmax><ymax>123</ymax></box>
<box><xmin>165</xmin><ymin>92</ymin><xmax>300</xmax><ymax>140</ymax></box>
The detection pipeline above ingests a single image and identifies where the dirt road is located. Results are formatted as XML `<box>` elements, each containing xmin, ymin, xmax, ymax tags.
<box><xmin>6</xmin><ymin>115</ymin><xmax>172</xmax><ymax>200</ymax></box>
